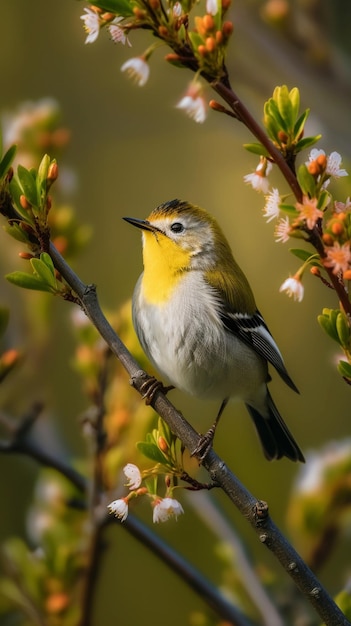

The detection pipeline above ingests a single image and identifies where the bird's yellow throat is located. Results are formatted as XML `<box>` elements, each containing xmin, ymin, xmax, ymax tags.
<box><xmin>141</xmin><ymin>230</ymin><xmax>191</xmax><ymax>304</ymax></box>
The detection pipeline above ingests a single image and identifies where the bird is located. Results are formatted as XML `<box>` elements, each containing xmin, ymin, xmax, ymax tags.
<box><xmin>123</xmin><ymin>199</ymin><xmax>304</xmax><ymax>463</ymax></box>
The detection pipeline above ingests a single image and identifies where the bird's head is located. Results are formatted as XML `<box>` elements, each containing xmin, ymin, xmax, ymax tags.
<box><xmin>123</xmin><ymin>199</ymin><xmax>233</xmax><ymax>274</ymax></box>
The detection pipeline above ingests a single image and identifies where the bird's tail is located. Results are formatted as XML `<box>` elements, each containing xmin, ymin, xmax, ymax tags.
<box><xmin>246</xmin><ymin>389</ymin><xmax>305</xmax><ymax>462</ymax></box>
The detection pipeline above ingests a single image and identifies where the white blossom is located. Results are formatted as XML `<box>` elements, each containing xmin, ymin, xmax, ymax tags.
<box><xmin>153</xmin><ymin>497</ymin><xmax>184</xmax><ymax>523</ymax></box>
<box><xmin>109</xmin><ymin>18</ymin><xmax>131</xmax><ymax>47</ymax></box>
<box><xmin>206</xmin><ymin>0</ymin><xmax>218</xmax><ymax>15</ymax></box>
<box><xmin>176</xmin><ymin>81</ymin><xmax>206</xmax><ymax>123</ymax></box>
<box><xmin>121</xmin><ymin>57</ymin><xmax>150</xmax><ymax>86</ymax></box>
<box><xmin>279</xmin><ymin>276</ymin><xmax>304</xmax><ymax>302</ymax></box>
<box><xmin>326</xmin><ymin>151</ymin><xmax>348</xmax><ymax>178</ymax></box>
<box><xmin>108</xmin><ymin>498</ymin><xmax>129</xmax><ymax>522</ymax></box>
<box><xmin>274</xmin><ymin>216</ymin><xmax>291</xmax><ymax>243</ymax></box>
<box><xmin>263</xmin><ymin>188</ymin><xmax>281</xmax><ymax>222</ymax></box>
<box><xmin>123</xmin><ymin>463</ymin><xmax>142</xmax><ymax>490</ymax></box>
<box><xmin>80</xmin><ymin>8</ymin><xmax>101</xmax><ymax>44</ymax></box>
<box><xmin>244</xmin><ymin>159</ymin><xmax>272</xmax><ymax>194</ymax></box>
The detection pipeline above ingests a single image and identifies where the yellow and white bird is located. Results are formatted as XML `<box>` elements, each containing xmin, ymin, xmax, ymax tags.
<box><xmin>124</xmin><ymin>199</ymin><xmax>304</xmax><ymax>463</ymax></box>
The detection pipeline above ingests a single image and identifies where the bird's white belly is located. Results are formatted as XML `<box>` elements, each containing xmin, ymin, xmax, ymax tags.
<box><xmin>132</xmin><ymin>273</ymin><xmax>267</xmax><ymax>404</ymax></box>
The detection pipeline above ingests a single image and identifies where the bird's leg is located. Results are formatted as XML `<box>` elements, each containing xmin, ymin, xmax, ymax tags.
<box><xmin>191</xmin><ymin>398</ymin><xmax>229</xmax><ymax>461</ymax></box>
<box><xmin>133</xmin><ymin>373</ymin><xmax>175</xmax><ymax>405</ymax></box>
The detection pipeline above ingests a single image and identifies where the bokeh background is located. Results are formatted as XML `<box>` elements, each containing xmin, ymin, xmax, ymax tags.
<box><xmin>1</xmin><ymin>0</ymin><xmax>351</xmax><ymax>624</ymax></box>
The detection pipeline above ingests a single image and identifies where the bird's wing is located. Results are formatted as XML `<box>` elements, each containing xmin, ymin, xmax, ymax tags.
<box><xmin>220</xmin><ymin>308</ymin><xmax>299</xmax><ymax>393</ymax></box>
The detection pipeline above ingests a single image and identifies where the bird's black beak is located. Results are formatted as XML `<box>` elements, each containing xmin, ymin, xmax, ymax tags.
<box><xmin>123</xmin><ymin>217</ymin><xmax>160</xmax><ymax>233</ymax></box>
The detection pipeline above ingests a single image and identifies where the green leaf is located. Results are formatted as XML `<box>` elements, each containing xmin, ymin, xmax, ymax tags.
<box><xmin>276</xmin><ymin>85</ymin><xmax>293</xmax><ymax>129</ymax></box>
<box><xmin>337</xmin><ymin>360</ymin><xmax>351</xmax><ymax>380</ymax></box>
<box><xmin>289</xmin><ymin>249</ymin><xmax>321</xmax><ymax>265</ymax></box>
<box><xmin>317</xmin><ymin>310</ymin><xmax>339</xmax><ymax>343</ymax></box>
<box><xmin>317</xmin><ymin>189</ymin><xmax>331</xmax><ymax>211</ymax></box>
<box><xmin>136</xmin><ymin>442</ymin><xmax>168</xmax><ymax>464</ymax></box>
<box><xmin>3</xmin><ymin>222</ymin><xmax>30</xmax><ymax>243</ymax></box>
<box><xmin>0</xmin><ymin>145</ymin><xmax>17</xmax><ymax>180</ymax></box>
<box><xmin>5</xmin><ymin>271</ymin><xmax>55</xmax><ymax>293</ymax></box>
<box><xmin>279</xmin><ymin>203</ymin><xmax>299</xmax><ymax>217</ymax></box>
<box><xmin>289</xmin><ymin>87</ymin><xmax>300</xmax><ymax>123</ymax></box>
<box><xmin>293</xmin><ymin>109</ymin><xmax>310</xmax><ymax>139</ymax></box>
<box><xmin>40</xmin><ymin>251</ymin><xmax>55</xmax><ymax>274</ymax></box>
<box><xmin>17</xmin><ymin>164</ymin><xmax>38</xmax><ymax>207</ymax></box>
<box><xmin>30</xmin><ymin>257</ymin><xmax>57</xmax><ymax>289</ymax></box>
<box><xmin>336</xmin><ymin>312</ymin><xmax>350</xmax><ymax>348</ymax></box>
<box><xmin>87</xmin><ymin>0</ymin><xmax>134</xmax><ymax>16</ymax></box>
<box><xmin>36</xmin><ymin>154</ymin><xmax>51</xmax><ymax>201</ymax></box>
<box><xmin>297</xmin><ymin>164</ymin><xmax>316</xmax><ymax>198</ymax></box>
<box><xmin>295</xmin><ymin>135</ymin><xmax>322</xmax><ymax>153</ymax></box>
<box><xmin>158</xmin><ymin>417</ymin><xmax>173</xmax><ymax>447</ymax></box>
<box><xmin>266</xmin><ymin>98</ymin><xmax>289</xmax><ymax>133</ymax></box>
<box><xmin>243</xmin><ymin>143</ymin><xmax>270</xmax><ymax>157</ymax></box>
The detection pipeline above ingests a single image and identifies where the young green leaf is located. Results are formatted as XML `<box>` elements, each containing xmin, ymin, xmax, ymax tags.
<box><xmin>6</xmin><ymin>271</ymin><xmax>55</xmax><ymax>293</ymax></box>
<box><xmin>276</xmin><ymin>85</ymin><xmax>293</xmax><ymax>129</ymax></box>
<box><xmin>289</xmin><ymin>87</ymin><xmax>300</xmax><ymax>124</ymax></box>
<box><xmin>295</xmin><ymin>135</ymin><xmax>322</xmax><ymax>153</ymax></box>
<box><xmin>0</xmin><ymin>145</ymin><xmax>17</xmax><ymax>180</ymax></box>
<box><xmin>290</xmin><ymin>249</ymin><xmax>321</xmax><ymax>265</ymax></box>
<box><xmin>137</xmin><ymin>441</ymin><xmax>168</xmax><ymax>465</ymax></box>
<box><xmin>337</xmin><ymin>360</ymin><xmax>351</xmax><ymax>381</ymax></box>
<box><xmin>243</xmin><ymin>143</ymin><xmax>270</xmax><ymax>157</ymax></box>
<box><xmin>297</xmin><ymin>164</ymin><xmax>316</xmax><ymax>198</ymax></box>
<box><xmin>17</xmin><ymin>165</ymin><xmax>38</xmax><ymax>208</ymax></box>
<box><xmin>30</xmin><ymin>258</ymin><xmax>57</xmax><ymax>290</ymax></box>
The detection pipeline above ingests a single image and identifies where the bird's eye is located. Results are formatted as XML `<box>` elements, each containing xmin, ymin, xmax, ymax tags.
<box><xmin>170</xmin><ymin>222</ymin><xmax>184</xmax><ymax>234</ymax></box>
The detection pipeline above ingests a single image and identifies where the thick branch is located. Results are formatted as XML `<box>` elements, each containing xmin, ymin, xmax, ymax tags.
<box><xmin>49</xmin><ymin>242</ymin><xmax>350</xmax><ymax>626</ymax></box>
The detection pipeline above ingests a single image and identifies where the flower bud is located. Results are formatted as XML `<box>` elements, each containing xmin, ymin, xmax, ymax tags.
<box><xmin>20</xmin><ymin>195</ymin><xmax>32</xmax><ymax>211</ymax></box>
<box><xmin>331</xmin><ymin>221</ymin><xmax>344</xmax><ymax>236</ymax></box>
<box><xmin>159</xmin><ymin>25</ymin><xmax>169</xmax><ymax>37</ymax></box>
<box><xmin>215</xmin><ymin>30</ymin><xmax>223</xmax><ymax>44</ymax></box>
<box><xmin>277</xmin><ymin>130</ymin><xmax>288</xmax><ymax>144</ymax></box>
<box><xmin>197</xmin><ymin>44</ymin><xmax>207</xmax><ymax>56</ymax></box>
<box><xmin>307</xmin><ymin>161</ymin><xmax>320</xmax><ymax>176</ymax></box>
<box><xmin>205</xmin><ymin>36</ymin><xmax>216</xmax><ymax>52</ymax></box>
<box><xmin>310</xmin><ymin>266</ymin><xmax>320</xmax><ymax>276</ymax></box>
<box><xmin>343</xmin><ymin>269</ymin><xmax>351</xmax><ymax>280</ymax></box>
<box><xmin>47</xmin><ymin>162</ymin><xmax>59</xmax><ymax>182</ymax></box>
<box><xmin>322</xmin><ymin>233</ymin><xmax>334</xmax><ymax>246</ymax></box>
<box><xmin>19</xmin><ymin>251</ymin><xmax>34</xmax><ymax>259</ymax></box>
<box><xmin>101</xmin><ymin>12</ymin><xmax>115</xmax><ymax>21</ymax></box>
<box><xmin>203</xmin><ymin>14</ymin><xmax>215</xmax><ymax>31</ymax></box>
<box><xmin>133</xmin><ymin>7</ymin><xmax>146</xmax><ymax>19</ymax></box>
<box><xmin>222</xmin><ymin>20</ymin><xmax>233</xmax><ymax>37</ymax></box>
<box><xmin>158</xmin><ymin>436</ymin><xmax>168</xmax><ymax>452</ymax></box>
<box><xmin>316</xmin><ymin>154</ymin><xmax>327</xmax><ymax>169</ymax></box>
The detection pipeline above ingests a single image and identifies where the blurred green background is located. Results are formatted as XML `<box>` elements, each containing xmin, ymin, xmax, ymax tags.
<box><xmin>1</xmin><ymin>0</ymin><xmax>351</xmax><ymax>624</ymax></box>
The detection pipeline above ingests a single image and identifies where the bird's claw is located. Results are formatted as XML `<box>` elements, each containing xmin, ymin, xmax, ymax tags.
<box><xmin>133</xmin><ymin>374</ymin><xmax>174</xmax><ymax>405</ymax></box>
<box><xmin>191</xmin><ymin>426</ymin><xmax>216</xmax><ymax>462</ymax></box>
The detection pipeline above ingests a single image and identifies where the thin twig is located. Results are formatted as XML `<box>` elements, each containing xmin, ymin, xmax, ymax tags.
<box><xmin>48</xmin><ymin>241</ymin><xmax>351</xmax><ymax>626</ymax></box>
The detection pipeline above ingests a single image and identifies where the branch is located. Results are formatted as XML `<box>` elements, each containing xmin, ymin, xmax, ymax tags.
<box><xmin>49</xmin><ymin>242</ymin><xmax>351</xmax><ymax>626</ymax></box>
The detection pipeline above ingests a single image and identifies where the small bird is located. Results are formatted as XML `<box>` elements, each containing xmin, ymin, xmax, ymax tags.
<box><xmin>124</xmin><ymin>199</ymin><xmax>304</xmax><ymax>463</ymax></box>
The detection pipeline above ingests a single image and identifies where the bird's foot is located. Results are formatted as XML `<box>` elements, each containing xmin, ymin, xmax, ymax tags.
<box><xmin>131</xmin><ymin>372</ymin><xmax>174</xmax><ymax>405</ymax></box>
<box><xmin>191</xmin><ymin>426</ymin><xmax>216</xmax><ymax>462</ymax></box>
